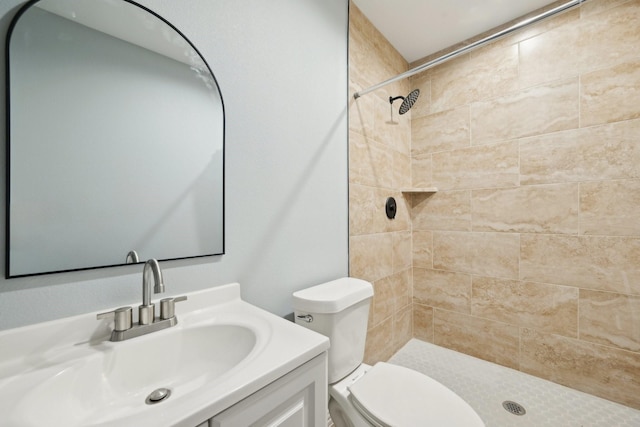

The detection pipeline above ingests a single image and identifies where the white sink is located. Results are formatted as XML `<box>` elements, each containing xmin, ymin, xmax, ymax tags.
<box><xmin>0</xmin><ymin>283</ymin><xmax>329</xmax><ymax>427</ymax></box>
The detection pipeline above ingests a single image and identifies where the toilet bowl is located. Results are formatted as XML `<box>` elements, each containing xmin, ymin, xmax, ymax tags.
<box><xmin>292</xmin><ymin>277</ymin><xmax>485</xmax><ymax>427</ymax></box>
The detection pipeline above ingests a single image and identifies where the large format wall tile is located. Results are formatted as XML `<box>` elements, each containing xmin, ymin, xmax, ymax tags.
<box><xmin>471</xmin><ymin>276</ymin><xmax>578</xmax><ymax>337</ymax></box>
<box><xmin>579</xmin><ymin>289</ymin><xmax>640</xmax><ymax>352</ymax></box>
<box><xmin>413</xmin><ymin>268</ymin><xmax>472</xmax><ymax>313</ymax></box>
<box><xmin>433</xmin><ymin>231</ymin><xmax>520</xmax><ymax>279</ymax></box>
<box><xmin>470</xmin><ymin>78</ymin><xmax>579</xmax><ymax>145</ymax></box>
<box><xmin>370</xmin><ymin>275</ymin><xmax>395</xmax><ymax>326</ymax></box>
<box><xmin>393</xmin><ymin>150</ymin><xmax>412</xmax><ymax>189</ymax></box>
<box><xmin>508</xmin><ymin>7</ymin><xmax>580</xmax><ymax>45</ymax></box>
<box><xmin>392</xmin><ymin>231</ymin><xmax>412</xmax><ymax>273</ymax></box>
<box><xmin>580</xmin><ymin>0</ymin><xmax>635</xmax><ymax>17</ymax></box>
<box><xmin>412</xmin><ymin>230</ymin><xmax>433</xmax><ymax>269</ymax></box>
<box><xmin>432</xmin><ymin>141</ymin><xmax>519</xmax><ymax>190</ymax></box>
<box><xmin>521</xmin><ymin>328</ymin><xmax>640</xmax><ymax>410</ymax></box>
<box><xmin>350</xmin><ymin>2</ymin><xmax>413</xmax><ymax>364</ymax></box>
<box><xmin>411</xmin><ymin>153</ymin><xmax>432</xmax><ymax>188</ymax></box>
<box><xmin>350</xmin><ymin>20</ymin><xmax>404</xmax><ymax>87</ymax></box>
<box><xmin>351</xmin><ymin>188</ymin><xmax>411</xmax><ymax>235</ymax></box>
<box><xmin>349</xmin><ymin>81</ymin><xmax>375</xmax><ymax>136</ymax></box>
<box><xmin>581</xmin><ymin>59</ymin><xmax>640</xmax><ymax>127</ymax></box>
<box><xmin>408</xmin><ymin>72</ymin><xmax>432</xmax><ymax>119</ymax></box>
<box><xmin>519</xmin><ymin>0</ymin><xmax>640</xmax><ymax>89</ymax></box>
<box><xmin>520</xmin><ymin>119</ymin><xmax>640</xmax><ymax>185</ymax></box>
<box><xmin>349</xmin><ymin>184</ymin><xmax>389</xmax><ymax>235</ymax></box>
<box><xmin>354</xmin><ymin>0</ymin><xmax>640</xmax><ymax>410</ymax></box>
<box><xmin>348</xmin><ymin>6</ymin><xmax>379</xmax><ymax>88</ymax></box>
<box><xmin>471</xmin><ymin>183</ymin><xmax>579</xmax><ymax>234</ymax></box>
<box><xmin>390</xmin><ymin>269</ymin><xmax>412</xmax><ymax>311</ymax></box>
<box><xmin>412</xmin><ymin>190</ymin><xmax>471</xmax><ymax>231</ymax></box>
<box><xmin>520</xmin><ymin>234</ymin><xmax>640</xmax><ymax>295</ymax></box>
<box><xmin>364</xmin><ymin>317</ymin><xmax>394</xmax><ymax>364</ymax></box>
<box><xmin>349</xmin><ymin>233</ymin><xmax>393</xmax><ymax>283</ymax></box>
<box><xmin>348</xmin><ymin>131</ymin><xmax>393</xmax><ymax>188</ymax></box>
<box><xmin>412</xmin><ymin>106</ymin><xmax>470</xmax><ymax>155</ymax></box>
<box><xmin>579</xmin><ymin>0</ymin><xmax>640</xmax><ymax>74</ymax></box>
<box><xmin>394</xmin><ymin>304</ymin><xmax>413</xmax><ymax>350</ymax></box>
<box><xmin>518</xmin><ymin>20</ymin><xmax>581</xmax><ymax>88</ymax></box>
<box><xmin>434</xmin><ymin>309</ymin><xmax>520</xmax><ymax>369</ymax></box>
<box><xmin>580</xmin><ymin>179</ymin><xmax>640</xmax><ymax>236</ymax></box>
<box><xmin>413</xmin><ymin>303</ymin><xmax>434</xmax><ymax>342</ymax></box>
<box><xmin>431</xmin><ymin>42</ymin><xmax>519</xmax><ymax>113</ymax></box>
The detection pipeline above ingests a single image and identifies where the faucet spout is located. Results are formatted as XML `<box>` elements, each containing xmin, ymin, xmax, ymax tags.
<box><xmin>98</xmin><ymin>258</ymin><xmax>184</xmax><ymax>340</ymax></box>
<box><xmin>142</xmin><ymin>259</ymin><xmax>165</xmax><ymax>306</ymax></box>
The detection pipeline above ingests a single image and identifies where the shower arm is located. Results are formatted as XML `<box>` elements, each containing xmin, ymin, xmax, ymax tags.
<box><xmin>353</xmin><ymin>0</ymin><xmax>585</xmax><ymax>99</ymax></box>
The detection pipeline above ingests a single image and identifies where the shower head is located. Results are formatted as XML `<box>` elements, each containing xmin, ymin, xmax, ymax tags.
<box><xmin>389</xmin><ymin>89</ymin><xmax>420</xmax><ymax>115</ymax></box>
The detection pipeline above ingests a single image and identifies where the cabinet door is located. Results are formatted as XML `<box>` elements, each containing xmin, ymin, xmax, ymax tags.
<box><xmin>253</xmin><ymin>392</ymin><xmax>307</xmax><ymax>427</ymax></box>
<box><xmin>211</xmin><ymin>354</ymin><xmax>327</xmax><ymax>427</ymax></box>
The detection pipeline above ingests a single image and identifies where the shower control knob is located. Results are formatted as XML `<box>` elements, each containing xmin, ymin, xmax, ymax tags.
<box><xmin>385</xmin><ymin>197</ymin><xmax>397</xmax><ymax>219</ymax></box>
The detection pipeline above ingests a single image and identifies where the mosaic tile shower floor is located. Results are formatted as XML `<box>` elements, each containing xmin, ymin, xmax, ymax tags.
<box><xmin>387</xmin><ymin>339</ymin><xmax>640</xmax><ymax>427</ymax></box>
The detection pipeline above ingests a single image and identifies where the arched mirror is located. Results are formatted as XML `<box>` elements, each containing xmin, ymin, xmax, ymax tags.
<box><xmin>6</xmin><ymin>0</ymin><xmax>225</xmax><ymax>277</ymax></box>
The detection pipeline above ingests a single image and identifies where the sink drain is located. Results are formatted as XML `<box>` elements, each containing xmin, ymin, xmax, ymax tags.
<box><xmin>146</xmin><ymin>388</ymin><xmax>171</xmax><ymax>405</ymax></box>
<box><xmin>502</xmin><ymin>400</ymin><xmax>526</xmax><ymax>416</ymax></box>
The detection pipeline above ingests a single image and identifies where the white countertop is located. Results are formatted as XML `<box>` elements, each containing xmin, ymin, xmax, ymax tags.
<box><xmin>0</xmin><ymin>283</ymin><xmax>330</xmax><ymax>426</ymax></box>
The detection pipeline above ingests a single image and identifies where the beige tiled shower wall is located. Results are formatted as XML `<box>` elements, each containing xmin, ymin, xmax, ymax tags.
<box><xmin>348</xmin><ymin>2</ymin><xmax>414</xmax><ymax>363</ymax></box>
<box><xmin>409</xmin><ymin>0</ymin><xmax>640</xmax><ymax>409</ymax></box>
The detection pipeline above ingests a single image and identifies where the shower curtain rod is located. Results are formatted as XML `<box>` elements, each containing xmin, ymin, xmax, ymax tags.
<box><xmin>353</xmin><ymin>0</ymin><xmax>585</xmax><ymax>99</ymax></box>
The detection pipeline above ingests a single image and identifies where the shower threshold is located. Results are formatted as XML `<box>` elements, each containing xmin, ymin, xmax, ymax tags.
<box><xmin>388</xmin><ymin>339</ymin><xmax>640</xmax><ymax>427</ymax></box>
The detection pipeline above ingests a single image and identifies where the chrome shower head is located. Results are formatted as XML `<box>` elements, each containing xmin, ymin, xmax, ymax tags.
<box><xmin>389</xmin><ymin>89</ymin><xmax>420</xmax><ymax>115</ymax></box>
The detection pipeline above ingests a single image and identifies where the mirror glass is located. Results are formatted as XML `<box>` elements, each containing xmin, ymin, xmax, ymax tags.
<box><xmin>7</xmin><ymin>0</ymin><xmax>225</xmax><ymax>277</ymax></box>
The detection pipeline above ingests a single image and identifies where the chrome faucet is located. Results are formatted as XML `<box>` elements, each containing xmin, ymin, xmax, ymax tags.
<box><xmin>97</xmin><ymin>258</ymin><xmax>186</xmax><ymax>342</ymax></box>
<box><xmin>139</xmin><ymin>259</ymin><xmax>165</xmax><ymax>325</ymax></box>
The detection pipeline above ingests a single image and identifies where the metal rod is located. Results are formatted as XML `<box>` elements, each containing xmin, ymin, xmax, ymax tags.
<box><xmin>353</xmin><ymin>0</ymin><xmax>585</xmax><ymax>99</ymax></box>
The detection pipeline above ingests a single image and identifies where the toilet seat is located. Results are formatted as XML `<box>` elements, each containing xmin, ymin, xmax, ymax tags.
<box><xmin>348</xmin><ymin>362</ymin><xmax>484</xmax><ymax>427</ymax></box>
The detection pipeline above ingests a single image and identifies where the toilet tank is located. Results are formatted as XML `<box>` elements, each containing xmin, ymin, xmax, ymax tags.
<box><xmin>292</xmin><ymin>277</ymin><xmax>373</xmax><ymax>384</ymax></box>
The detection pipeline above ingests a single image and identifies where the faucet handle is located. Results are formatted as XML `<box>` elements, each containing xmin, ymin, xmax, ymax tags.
<box><xmin>97</xmin><ymin>306</ymin><xmax>133</xmax><ymax>332</ymax></box>
<box><xmin>138</xmin><ymin>304</ymin><xmax>155</xmax><ymax>326</ymax></box>
<box><xmin>160</xmin><ymin>296</ymin><xmax>187</xmax><ymax>320</ymax></box>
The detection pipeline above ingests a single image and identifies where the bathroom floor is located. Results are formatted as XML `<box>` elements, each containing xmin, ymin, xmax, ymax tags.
<box><xmin>387</xmin><ymin>339</ymin><xmax>640</xmax><ymax>427</ymax></box>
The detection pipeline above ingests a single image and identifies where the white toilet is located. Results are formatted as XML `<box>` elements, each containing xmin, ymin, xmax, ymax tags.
<box><xmin>292</xmin><ymin>277</ymin><xmax>485</xmax><ymax>427</ymax></box>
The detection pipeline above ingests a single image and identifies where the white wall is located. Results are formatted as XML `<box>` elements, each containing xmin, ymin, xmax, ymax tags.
<box><xmin>0</xmin><ymin>0</ymin><xmax>349</xmax><ymax>330</ymax></box>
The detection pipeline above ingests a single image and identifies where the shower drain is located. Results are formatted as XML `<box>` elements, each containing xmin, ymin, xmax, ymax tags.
<box><xmin>502</xmin><ymin>400</ymin><xmax>526</xmax><ymax>416</ymax></box>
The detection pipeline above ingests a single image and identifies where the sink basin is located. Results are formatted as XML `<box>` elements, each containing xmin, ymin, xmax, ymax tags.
<box><xmin>98</xmin><ymin>324</ymin><xmax>257</xmax><ymax>397</ymax></box>
<box><xmin>0</xmin><ymin>283</ymin><xmax>329</xmax><ymax>427</ymax></box>
<box><xmin>4</xmin><ymin>324</ymin><xmax>257</xmax><ymax>426</ymax></box>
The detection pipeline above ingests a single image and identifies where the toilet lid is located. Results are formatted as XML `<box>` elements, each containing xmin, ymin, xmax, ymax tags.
<box><xmin>348</xmin><ymin>362</ymin><xmax>484</xmax><ymax>427</ymax></box>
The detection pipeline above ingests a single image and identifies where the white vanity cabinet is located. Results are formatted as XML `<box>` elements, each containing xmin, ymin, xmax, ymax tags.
<box><xmin>208</xmin><ymin>353</ymin><xmax>327</xmax><ymax>427</ymax></box>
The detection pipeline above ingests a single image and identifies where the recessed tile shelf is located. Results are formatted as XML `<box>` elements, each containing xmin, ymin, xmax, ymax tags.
<box><xmin>401</xmin><ymin>187</ymin><xmax>438</xmax><ymax>194</ymax></box>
